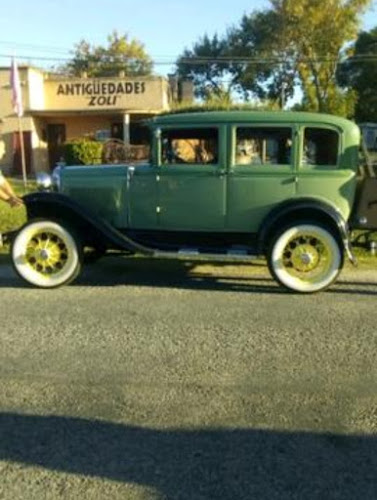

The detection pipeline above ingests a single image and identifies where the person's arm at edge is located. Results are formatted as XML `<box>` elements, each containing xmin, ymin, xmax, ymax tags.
<box><xmin>0</xmin><ymin>173</ymin><xmax>24</xmax><ymax>207</ymax></box>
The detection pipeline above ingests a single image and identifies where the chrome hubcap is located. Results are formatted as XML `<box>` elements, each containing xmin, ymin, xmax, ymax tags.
<box><xmin>282</xmin><ymin>232</ymin><xmax>331</xmax><ymax>282</ymax></box>
<box><xmin>39</xmin><ymin>249</ymin><xmax>50</xmax><ymax>261</ymax></box>
<box><xmin>300</xmin><ymin>252</ymin><xmax>313</xmax><ymax>266</ymax></box>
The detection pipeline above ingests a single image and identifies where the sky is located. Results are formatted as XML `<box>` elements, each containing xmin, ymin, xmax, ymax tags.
<box><xmin>0</xmin><ymin>0</ymin><xmax>376</xmax><ymax>76</ymax></box>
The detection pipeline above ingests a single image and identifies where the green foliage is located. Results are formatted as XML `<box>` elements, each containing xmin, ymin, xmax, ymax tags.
<box><xmin>338</xmin><ymin>27</ymin><xmax>377</xmax><ymax>121</ymax></box>
<box><xmin>203</xmin><ymin>88</ymin><xmax>233</xmax><ymax>107</ymax></box>
<box><xmin>176</xmin><ymin>34</ymin><xmax>231</xmax><ymax>99</ymax></box>
<box><xmin>65</xmin><ymin>31</ymin><xmax>153</xmax><ymax>77</ymax></box>
<box><xmin>64</xmin><ymin>139</ymin><xmax>103</xmax><ymax>166</ymax></box>
<box><xmin>176</xmin><ymin>0</ymin><xmax>371</xmax><ymax>115</ymax></box>
<box><xmin>175</xmin><ymin>14</ymin><xmax>293</xmax><ymax>105</ymax></box>
<box><xmin>227</xmin><ymin>9</ymin><xmax>296</xmax><ymax>104</ymax></box>
<box><xmin>166</xmin><ymin>101</ymin><xmax>281</xmax><ymax>115</ymax></box>
<box><xmin>273</xmin><ymin>0</ymin><xmax>371</xmax><ymax>116</ymax></box>
<box><xmin>0</xmin><ymin>201</ymin><xmax>26</xmax><ymax>235</ymax></box>
<box><xmin>0</xmin><ymin>179</ymin><xmax>35</xmax><ymax>238</ymax></box>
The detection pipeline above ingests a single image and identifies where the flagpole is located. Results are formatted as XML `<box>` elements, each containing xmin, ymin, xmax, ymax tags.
<box><xmin>18</xmin><ymin>115</ymin><xmax>27</xmax><ymax>189</ymax></box>
<box><xmin>10</xmin><ymin>57</ymin><xmax>27</xmax><ymax>190</ymax></box>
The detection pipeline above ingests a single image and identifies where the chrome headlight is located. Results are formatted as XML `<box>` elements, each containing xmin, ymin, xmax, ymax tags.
<box><xmin>36</xmin><ymin>172</ymin><xmax>52</xmax><ymax>191</ymax></box>
<box><xmin>52</xmin><ymin>166</ymin><xmax>62</xmax><ymax>191</ymax></box>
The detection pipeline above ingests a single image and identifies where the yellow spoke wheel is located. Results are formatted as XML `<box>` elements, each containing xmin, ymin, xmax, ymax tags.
<box><xmin>12</xmin><ymin>220</ymin><xmax>82</xmax><ymax>288</ymax></box>
<box><xmin>25</xmin><ymin>232</ymin><xmax>69</xmax><ymax>275</ymax></box>
<box><xmin>268</xmin><ymin>223</ymin><xmax>343</xmax><ymax>293</ymax></box>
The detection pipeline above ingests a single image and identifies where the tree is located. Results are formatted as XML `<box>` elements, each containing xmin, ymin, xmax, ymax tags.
<box><xmin>337</xmin><ymin>27</ymin><xmax>377</xmax><ymax>121</ymax></box>
<box><xmin>176</xmin><ymin>14</ymin><xmax>295</xmax><ymax>106</ymax></box>
<box><xmin>271</xmin><ymin>0</ymin><xmax>371</xmax><ymax>115</ymax></box>
<box><xmin>176</xmin><ymin>0</ymin><xmax>371</xmax><ymax>115</ymax></box>
<box><xmin>226</xmin><ymin>9</ymin><xmax>296</xmax><ymax>105</ymax></box>
<box><xmin>176</xmin><ymin>34</ymin><xmax>234</xmax><ymax>100</ymax></box>
<box><xmin>65</xmin><ymin>31</ymin><xmax>153</xmax><ymax>77</ymax></box>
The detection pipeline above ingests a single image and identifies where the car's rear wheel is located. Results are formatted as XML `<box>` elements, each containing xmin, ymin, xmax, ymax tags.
<box><xmin>267</xmin><ymin>223</ymin><xmax>343</xmax><ymax>293</ymax></box>
<box><xmin>11</xmin><ymin>220</ymin><xmax>82</xmax><ymax>288</ymax></box>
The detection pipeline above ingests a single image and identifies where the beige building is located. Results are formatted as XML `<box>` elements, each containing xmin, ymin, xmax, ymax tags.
<box><xmin>0</xmin><ymin>66</ymin><xmax>191</xmax><ymax>174</ymax></box>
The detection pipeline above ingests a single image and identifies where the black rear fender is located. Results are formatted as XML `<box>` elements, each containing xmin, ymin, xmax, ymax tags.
<box><xmin>258</xmin><ymin>199</ymin><xmax>350</xmax><ymax>254</ymax></box>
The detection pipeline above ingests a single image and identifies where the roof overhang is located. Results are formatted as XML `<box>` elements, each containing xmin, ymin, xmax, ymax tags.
<box><xmin>29</xmin><ymin>109</ymin><xmax>163</xmax><ymax>118</ymax></box>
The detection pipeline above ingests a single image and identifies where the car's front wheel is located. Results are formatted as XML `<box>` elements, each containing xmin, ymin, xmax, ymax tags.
<box><xmin>11</xmin><ymin>220</ymin><xmax>82</xmax><ymax>288</ymax></box>
<box><xmin>267</xmin><ymin>223</ymin><xmax>343</xmax><ymax>293</ymax></box>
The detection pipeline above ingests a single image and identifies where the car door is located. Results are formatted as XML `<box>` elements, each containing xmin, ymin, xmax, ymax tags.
<box><xmin>226</xmin><ymin>124</ymin><xmax>297</xmax><ymax>232</ymax></box>
<box><xmin>128</xmin><ymin>163</ymin><xmax>159</xmax><ymax>229</ymax></box>
<box><xmin>296</xmin><ymin>125</ymin><xmax>355</xmax><ymax>219</ymax></box>
<box><xmin>157</xmin><ymin>125</ymin><xmax>227</xmax><ymax>231</ymax></box>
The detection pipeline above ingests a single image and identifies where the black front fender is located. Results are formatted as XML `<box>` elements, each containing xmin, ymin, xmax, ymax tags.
<box><xmin>21</xmin><ymin>192</ymin><xmax>154</xmax><ymax>255</ymax></box>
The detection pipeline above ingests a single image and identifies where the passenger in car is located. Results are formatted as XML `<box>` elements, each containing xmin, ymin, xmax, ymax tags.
<box><xmin>236</xmin><ymin>139</ymin><xmax>262</xmax><ymax>165</ymax></box>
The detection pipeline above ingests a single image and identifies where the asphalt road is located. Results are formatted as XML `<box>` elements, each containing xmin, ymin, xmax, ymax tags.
<box><xmin>1</xmin><ymin>256</ymin><xmax>377</xmax><ymax>500</ymax></box>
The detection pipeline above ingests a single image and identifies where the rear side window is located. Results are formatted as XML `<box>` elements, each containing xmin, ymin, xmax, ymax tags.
<box><xmin>161</xmin><ymin>128</ymin><xmax>218</xmax><ymax>165</ymax></box>
<box><xmin>302</xmin><ymin>128</ymin><xmax>339</xmax><ymax>167</ymax></box>
<box><xmin>235</xmin><ymin>127</ymin><xmax>292</xmax><ymax>166</ymax></box>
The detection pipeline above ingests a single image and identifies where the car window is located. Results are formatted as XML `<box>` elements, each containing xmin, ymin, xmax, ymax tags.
<box><xmin>161</xmin><ymin>128</ymin><xmax>218</xmax><ymax>165</ymax></box>
<box><xmin>235</xmin><ymin>127</ymin><xmax>292</xmax><ymax>166</ymax></box>
<box><xmin>302</xmin><ymin>128</ymin><xmax>339</xmax><ymax>167</ymax></box>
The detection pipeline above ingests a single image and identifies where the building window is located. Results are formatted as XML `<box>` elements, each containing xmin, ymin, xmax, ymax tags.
<box><xmin>161</xmin><ymin>128</ymin><xmax>218</xmax><ymax>165</ymax></box>
<box><xmin>130</xmin><ymin>122</ymin><xmax>150</xmax><ymax>145</ymax></box>
<box><xmin>235</xmin><ymin>127</ymin><xmax>292</xmax><ymax>166</ymax></box>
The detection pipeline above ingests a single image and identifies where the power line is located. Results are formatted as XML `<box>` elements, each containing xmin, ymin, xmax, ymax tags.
<box><xmin>1</xmin><ymin>52</ymin><xmax>377</xmax><ymax>66</ymax></box>
<box><xmin>0</xmin><ymin>41</ymin><xmax>71</xmax><ymax>55</ymax></box>
<box><xmin>1</xmin><ymin>37</ymin><xmax>377</xmax><ymax>65</ymax></box>
<box><xmin>0</xmin><ymin>39</ymin><xmax>180</xmax><ymax>59</ymax></box>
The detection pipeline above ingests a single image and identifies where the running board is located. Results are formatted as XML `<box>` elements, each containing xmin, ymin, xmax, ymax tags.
<box><xmin>154</xmin><ymin>247</ymin><xmax>259</xmax><ymax>262</ymax></box>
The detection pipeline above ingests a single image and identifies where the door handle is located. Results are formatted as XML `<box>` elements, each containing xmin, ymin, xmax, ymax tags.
<box><xmin>281</xmin><ymin>176</ymin><xmax>298</xmax><ymax>185</ymax></box>
<box><xmin>215</xmin><ymin>169</ymin><xmax>226</xmax><ymax>178</ymax></box>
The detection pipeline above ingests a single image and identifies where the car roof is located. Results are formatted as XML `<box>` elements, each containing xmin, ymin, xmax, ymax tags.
<box><xmin>151</xmin><ymin>110</ymin><xmax>358</xmax><ymax>132</ymax></box>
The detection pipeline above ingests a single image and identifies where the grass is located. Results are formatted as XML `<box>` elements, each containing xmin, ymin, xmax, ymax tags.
<box><xmin>0</xmin><ymin>178</ymin><xmax>35</xmax><ymax>230</ymax></box>
<box><xmin>0</xmin><ymin>179</ymin><xmax>36</xmax><ymax>253</ymax></box>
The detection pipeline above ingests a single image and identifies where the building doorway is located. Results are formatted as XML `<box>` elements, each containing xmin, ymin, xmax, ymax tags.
<box><xmin>111</xmin><ymin>122</ymin><xmax>123</xmax><ymax>140</ymax></box>
<box><xmin>12</xmin><ymin>131</ymin><xmax>32</xmax><ymax>175</ymax></box>
<box><xmin>47</xmin><ymin>124</ymin><xmax>66</xmax><ymax>169</ymax></box>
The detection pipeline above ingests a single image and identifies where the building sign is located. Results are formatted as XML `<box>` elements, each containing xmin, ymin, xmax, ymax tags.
<box><xmin>43</xmin><ymin>77</ymin><xmax>168</xmax><ymax>112</ymax></box>
<box><xmin>56</xmin><ymin>81</ymin><xmax>146</xmax><ymax>107</ymax></box>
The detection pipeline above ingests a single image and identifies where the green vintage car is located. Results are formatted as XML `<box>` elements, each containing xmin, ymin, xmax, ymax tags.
<box><xmin>7</xmin><ymin>111</ymin><xmax>377</xmax><ymax>292</ymax></box>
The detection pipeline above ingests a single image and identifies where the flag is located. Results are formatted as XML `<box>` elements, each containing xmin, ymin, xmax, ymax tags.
<box><xmin>10</xmin><ymin>58</ymin><xmax>23</xmax><ymax>117</ymax></box>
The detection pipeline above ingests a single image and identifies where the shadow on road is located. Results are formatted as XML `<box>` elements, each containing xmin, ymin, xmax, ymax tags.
<box><xmin>0</xmin><ymin>254</ymin><xmax>377</xmax><ymax>295</ymax></box>
<box><xmin>0</xmin><ymin>255</ymin><xmax>285</xmax><ymax>294</ymax></box>
<box><xmin>73</xmin><ymin>257</ymin><xmax>286</xmax><ymax>294</ymax></box>
<box><xmin>1</xmin><ymin>412</ymin><xmax>376</xmax><ymax>499</ymax></box>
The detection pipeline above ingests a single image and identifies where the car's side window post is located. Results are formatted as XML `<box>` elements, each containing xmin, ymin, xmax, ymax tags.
<box><xmin>153</xmin><ymin>127</ymin><xmax>162</xmax><ymax>167</ymax></box>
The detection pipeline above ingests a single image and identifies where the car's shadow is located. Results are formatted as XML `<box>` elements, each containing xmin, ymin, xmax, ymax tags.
<box><xmin>0</xmin><ymin>254</ymin><xmax>285</xmax><ymax>294</ymax></box>
<box><xmin>1</xmin><ymin>254</ymin><xmax>377</xmax><ymax>295</ymax></box>
<box><xmin>1</xmin><ymin>412</ymin><xmax>376</xmax><ymax>499</ymax></box>
<box><xmin>75</xmin><ymin>256</ymin><xmax>286</xmax><ymax>294</ymax></box>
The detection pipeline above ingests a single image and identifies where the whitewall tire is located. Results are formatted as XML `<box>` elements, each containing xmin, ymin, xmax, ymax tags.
<box><xmin>268</xmin><ymin>223</ymin><xmax>343</xmax><ymax>293</ymax></box>
<box><xmin>12</xmin><ymin>220</ymin><xmax>82</xmax><ymax>288</ymax></box>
